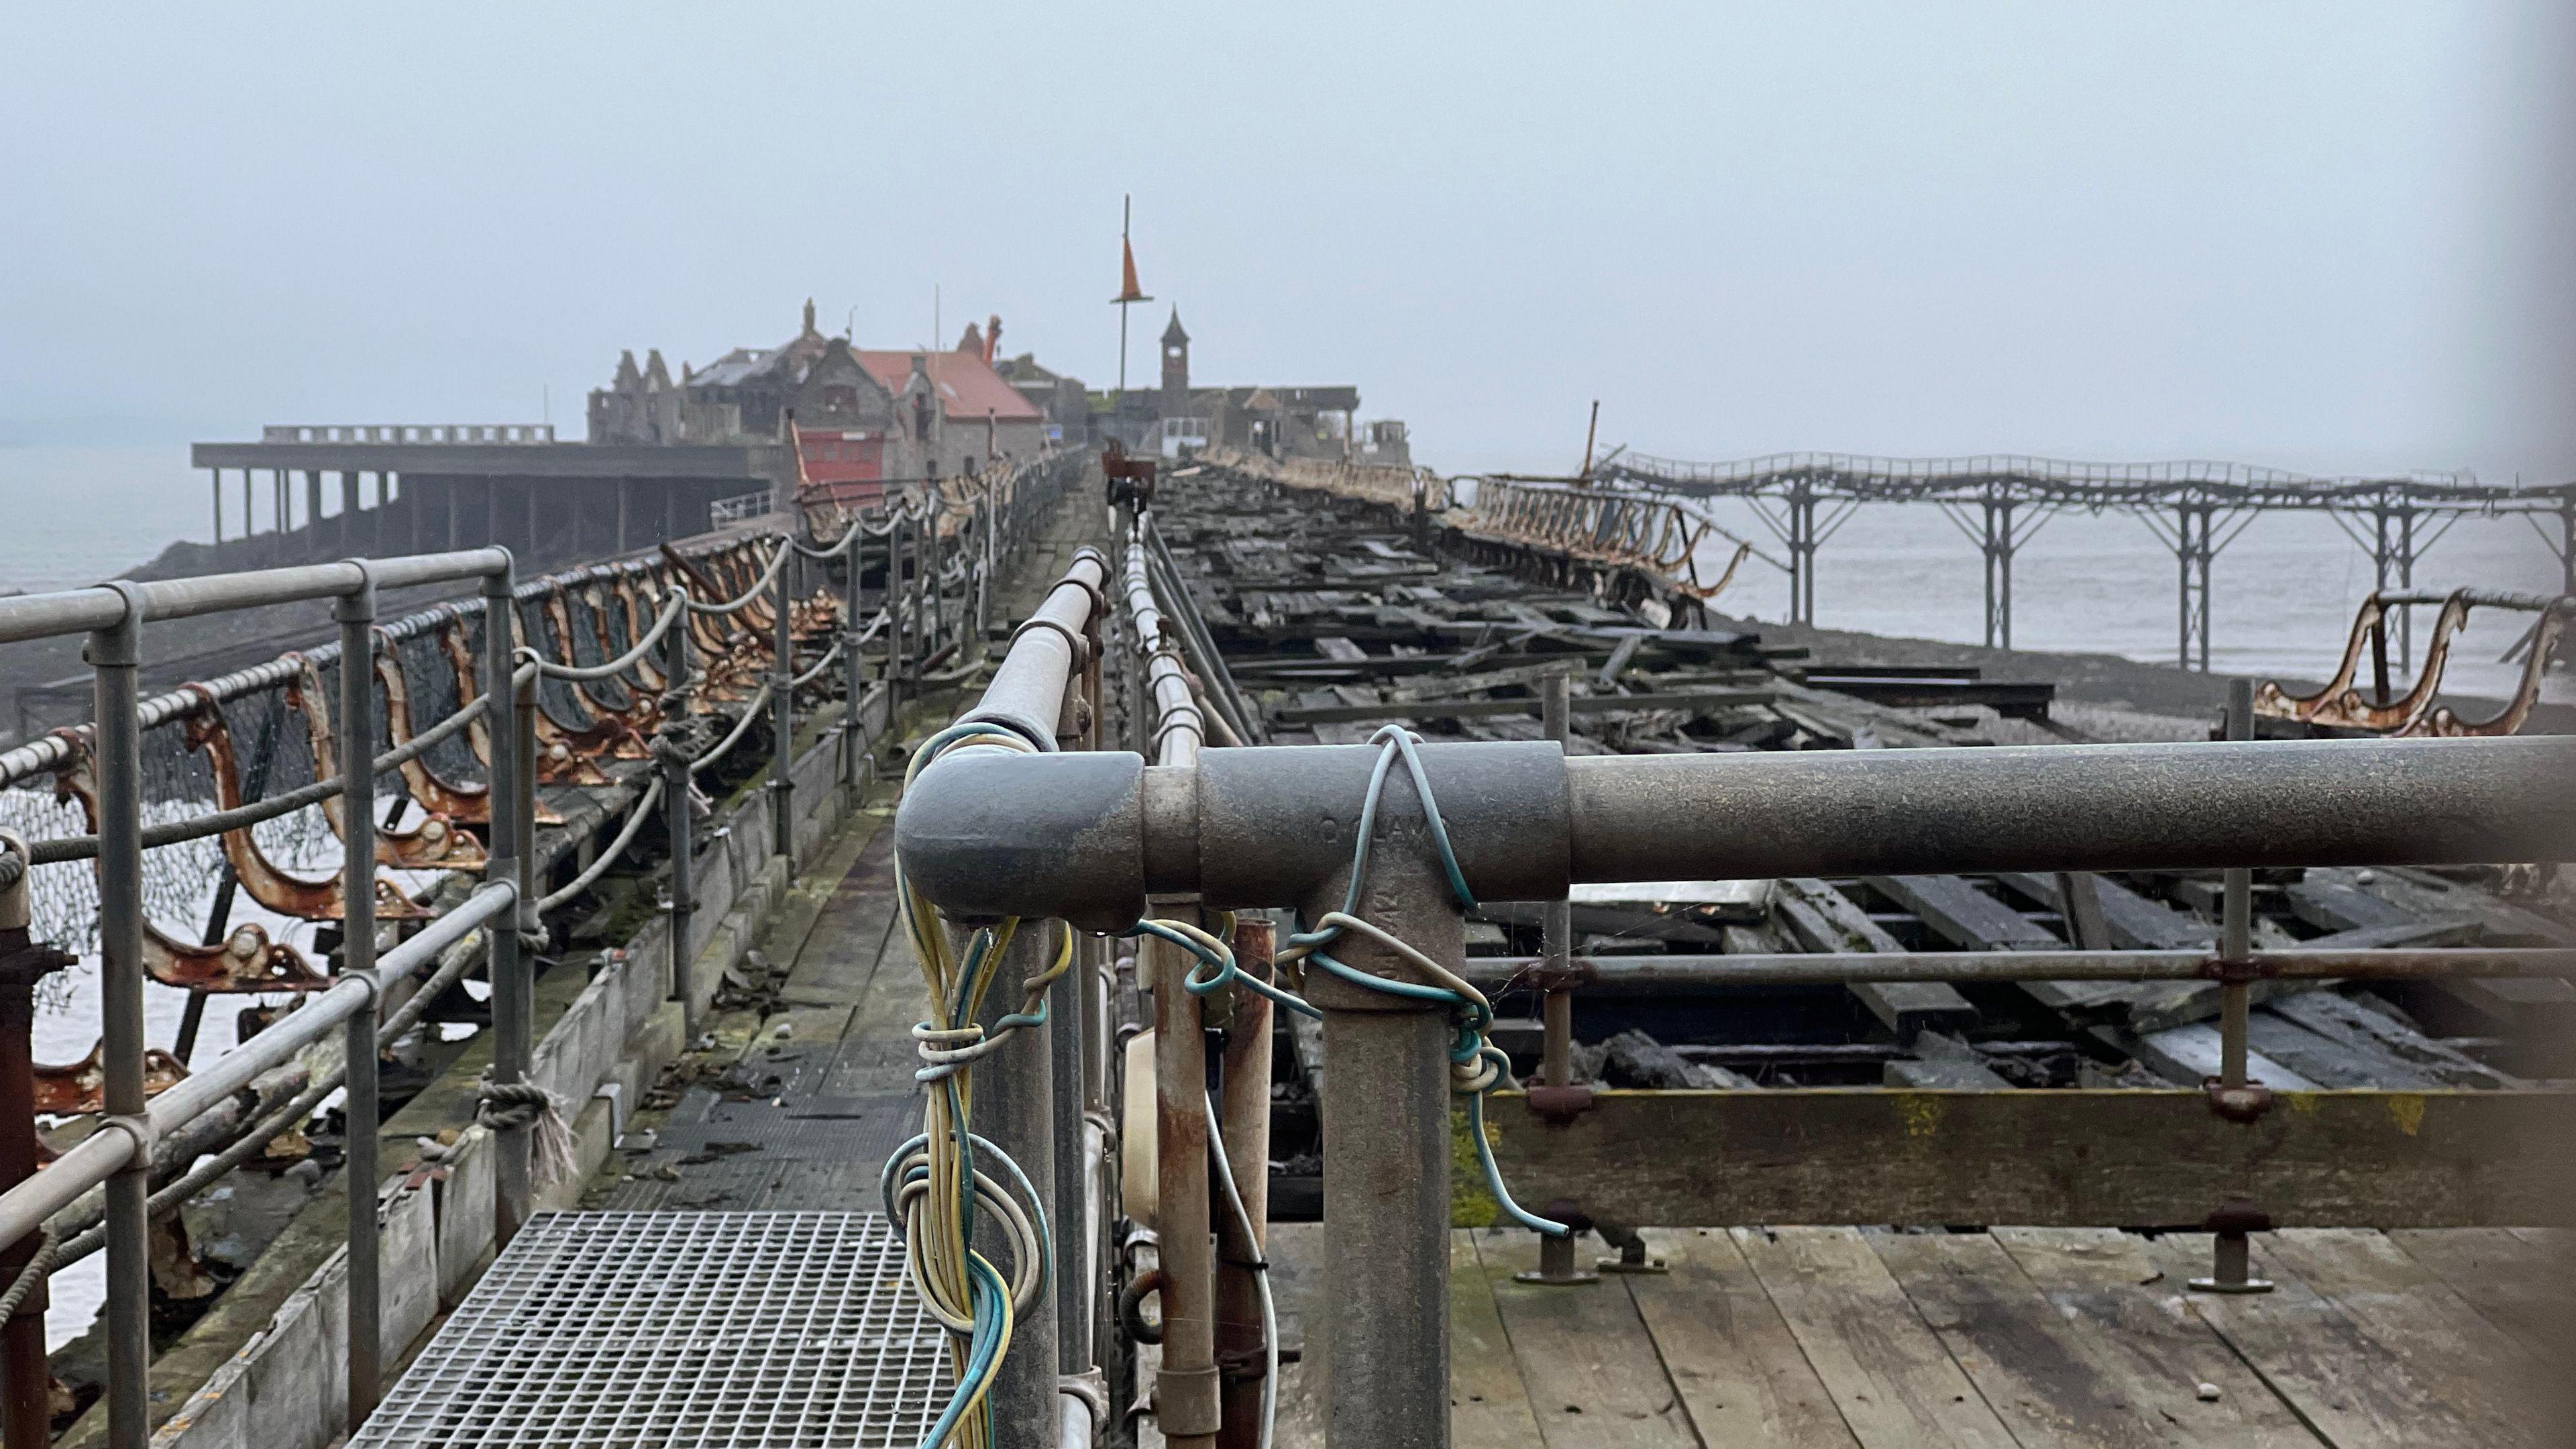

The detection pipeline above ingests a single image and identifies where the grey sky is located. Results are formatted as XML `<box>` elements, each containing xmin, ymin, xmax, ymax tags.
<box><xmin>4</xmin><ymin>3</ymin><xmax>2569</xmax><ymax>479</ymax></box>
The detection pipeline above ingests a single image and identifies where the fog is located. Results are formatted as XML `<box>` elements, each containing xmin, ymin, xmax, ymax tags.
<box><xmin>3</xmin><ymin>3</ymin><xmax>2570</xmax><ymax>479</ymax></box>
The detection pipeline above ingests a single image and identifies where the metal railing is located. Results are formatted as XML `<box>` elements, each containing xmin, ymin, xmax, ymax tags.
<box><xmin>893</xmin><ymin>531</ymin><xmax>2576</xmax><ymax>1447</ymax></box>
<box><xmin>0</xmin><ymin>446</ymin><xmax>1091</xmax><ymax>1449</ymax></box>
<box><xmin>258</xmin><ymin>425</ymin><xmax>557</xmax><ymax>445</ymax></box>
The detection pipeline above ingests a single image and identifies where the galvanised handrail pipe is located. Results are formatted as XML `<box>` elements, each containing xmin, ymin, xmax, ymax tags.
<box><xmin>967</xmin><ymin>547</ymin><xmax>1110</xmax><ymax>751</ymax></box>
<box><xmin>0</xmin><ymin>546</ymin><xmax>517</xmax><ymax>1449</ymax></box>
<box><xmin>895</xmin><ymin>735</ymin><xmax>2576</xmax><ymax>930</ymax></box>
<box><xmin>1121</xmin><ymin>523</ymin><xmax>1205</xmax><ymax>769</ymax></box>
<box><xmin>899</xmin><ymin>729</ymin><xmax>2575</xmax><ymax>1449</ymax></box>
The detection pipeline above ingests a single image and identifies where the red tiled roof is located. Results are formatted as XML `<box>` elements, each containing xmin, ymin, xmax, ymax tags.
<box><xmin>853</xmin><ymin>349</ymin><xmax>1044</xmax><ymax>423</ymax></box>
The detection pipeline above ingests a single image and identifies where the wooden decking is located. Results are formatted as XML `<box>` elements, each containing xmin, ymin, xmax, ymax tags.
<box><xmin>1261</xmin><ymin>1222</ymin><xmax>2569</xmax><ymax>1448</ymax></box>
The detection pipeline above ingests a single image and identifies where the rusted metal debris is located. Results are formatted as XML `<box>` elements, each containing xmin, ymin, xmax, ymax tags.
<box><xmin>284</xmin><ymin>658</ymin><xmax>487</xmax><ymax>871</ymax></box>
<box><xmin>2257</xmin><ymin>588</ymin><xmax>2571</xmax><ymax>737</ymax></box>
<box><xmin>32</xmin><ymin>1041</ymin><xmax>188</xmax><ymax>1118</ymax></box>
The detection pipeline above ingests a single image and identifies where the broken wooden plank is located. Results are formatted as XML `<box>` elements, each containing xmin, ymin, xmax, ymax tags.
<box><xmin>1778</xmin><ymin>877</ymin><xmax>1977</xmax><ymax>1042</ymax></box>
<box><xmin>2261</xmin><ymin>991</ymin><xmax>2513</xmax><ymax>1089</ymax></box>
<box><xmin>1868</xmin><ymin>875</ymin><xmax>2059</xmax><ymax>952</ymax></box>
<box><xmin>2120</xmin><ymin>1021</ymin><xmax>2320</xmax><ymax>1089</ymax></box>
<box><xmin>1270</xmin><ymin>688</ymin><xmax>1774</xmax><ymax>725</ymax></box>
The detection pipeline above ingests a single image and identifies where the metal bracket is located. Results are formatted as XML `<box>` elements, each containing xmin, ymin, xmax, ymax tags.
<box><xmin>2202</xmin><ymin>1076</ymin><xmax>2274</xmax><ymax>1124</ymax></box>
<box><xmin>1524</xmin><ymin>1083</ymin><xmax>1594</xmax><ymax>1124</ymax></box>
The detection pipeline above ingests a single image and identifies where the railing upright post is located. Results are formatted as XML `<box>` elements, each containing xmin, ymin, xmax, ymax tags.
<box><xmin>842</xmin><ymin>527</ymin><xmax>864</xmax><ymax>791</ymax></box>
<box><xmin>771</xmin><ymin>541</ymin><xmax>796</xmax><ymax>861</ymax></box>
<box><xmin>893</xmin><ymin>513</ymin><xmax>913</xmax><ymax>708</ymax></box>
<box><xmin>967</xmin><ymin>921</ymin><xmax>1059</xmax><ymax>1443</ymax></box>
<box><xmin>924</xmin><ymin>498</ymin><xmax>945</xmax><ymax>659</ymax></box>
<box><xmin>1214</xmin><ymin>920</ymin><xmax>1277</xmax><ymax>1448</ymax></box>
<box><xmin>1525</xmin><ymin>666</ymin><xmax>1593</xmax><ymax>1287</ymax></box>
<box><xmin>1150</xmin><ymin>928</ymin><xmax>1218</xmax><ymax>1449</ymax></box>
<box><xmin>91</xmin><ymin>583</ymin><xmax>150</xmax><ymax>1449</ymax></box>
<box><xmin>2193</xmin><ymin>675</ymin><xmax>2274</xmax><ymax>1296</ymax></box>
<box><xmin>661</xmin><ymin>588</ymin><xmax>697</xmax><ymax>1038</ymax></box>
<box><xmin>335</xmin><ymin>568</ymin><xmax>383</xmax><ymax>1430</ymax></box>
<box><xmin>1304</xmin><ymin>836</ymin><xmax>1456</xmax><ymax>1449</ymax></box>
<box><xmin>480</xmin><ymin>561</ymin><xmax>531</xmax><ymax>1242</ymax></box>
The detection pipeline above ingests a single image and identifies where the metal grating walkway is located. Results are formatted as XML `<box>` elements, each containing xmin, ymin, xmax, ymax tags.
<box><xmin>354</xmin><ymin>1212</ymin><xmax>948</xmax><ymax>1448</ymax></box>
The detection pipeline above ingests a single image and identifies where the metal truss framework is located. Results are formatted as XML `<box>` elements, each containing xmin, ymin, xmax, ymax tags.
<box><xmin>1597</xmin><ymin>451</ymin><xmax>2576</xmax><ymax>672</ymax></box>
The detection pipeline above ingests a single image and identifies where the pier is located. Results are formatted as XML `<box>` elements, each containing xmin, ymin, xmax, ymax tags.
<box><xmin>0</xmin><ymin>443</ymin><xmax>2565</xmax><ymax>1449</ymax></box>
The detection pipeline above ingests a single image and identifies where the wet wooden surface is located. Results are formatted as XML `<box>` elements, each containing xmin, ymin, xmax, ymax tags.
<box><xmin>1265</xmin><ymin>1222</ymin><xmax>2566</xmax><ymax>1448</ymax></box>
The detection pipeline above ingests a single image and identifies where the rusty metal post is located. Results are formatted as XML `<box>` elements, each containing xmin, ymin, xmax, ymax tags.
<box><xmin>91</xmin><ymin>584</ymin><xmax>151</xmax><ymax>1449</ymax></box>
<box><xmin>1215</xmin><ymin>920</ymin><xmax>1276</xmax><ymax>1449</ymax></box>
<box><xmin>1304</xmin><ymin>811</ymin><xmax>1457</xmax><ymax>1449</ymax></box>
<box><xmin>1151</xmin><ymin>928</ymin><xmax>1219</xmax><ymax>1448</ymax></box>
<box><xmin>1523</xmin><ymin>667</ymin><xmax>1595</xmax><ymax>1287</ymax></box>
<box><xmin>968</xmin><ymin>920</ymin><xmax>1059</xmax><ymax>1446</ymax></box>
<box><xmin>0</xmin><ymin>845</ymin><xmax>68</xmax><ymax>1449</ymax></box>
<box><xmin>770</xmin><ymin>541</ymin><xmax>796</xmax><ymax>861</ymax></box>
<box><xmin>482</xmin><ymin>566</ymin><xmax>530</xmax><ymax>1242</ymax></box>
<box><xmin>2193</xmin><ymin>674</ymin><xmax>2273</xmax><ymax>1295</ymax></box>
<box><xmin>336</xmin><ymin>569</ymin><xmax>384</xmax><ymax>1430</ymax></box>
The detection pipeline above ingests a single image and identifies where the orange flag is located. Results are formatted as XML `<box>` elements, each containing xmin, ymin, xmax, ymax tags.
<box><xmin>1114</xmin><ymin>235</ymin><xmax>1149</xmax><ymax>304</ymax></box>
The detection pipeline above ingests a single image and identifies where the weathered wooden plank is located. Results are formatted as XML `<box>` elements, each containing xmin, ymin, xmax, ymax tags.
<box><xmin>1869</xmin><ymin>1230</ymin><xmax>2204</xmax><ymax>1447</ymax></box>
<box><xmin>1623</xmin><ymin>1228</ymin><xmax>1858</xmax><ymax>1448</ymax></box>
<box><xmin>1485</xmin><ymin>1088</ymin><xmax>2568</xmax><ymax>1228</ymax></box>
<box><xmin>1988</xmin><ymin>1227</ymin><xmax>2317</xmax><ymax>1446</ymax></box>
<box><xmin>1272</xmin><ymin>688</ymin><xmax>1774</xmax><ymax>724</ymax></box>
<box><xmin>1886</xmin><ymin>1057</ymin><xmax>2013</xmax><ymax>1088</ymax></box>
<box><xmin>2267</xmin><ymin>992</ymin><xmax>2512</xmax><ymax>1088</ymax></box>
<box><xmin>1733</xmin><ymin>1226</ymin><xmax>2019</xmax><ymax>1448</ymax></box>
<box><xmin>1870</xmin><ymin>875</ymin><xmax>2059</xmax><ymax>951</ymax></box>
<box><xmin>2386</xmin><ymin>1227</ymin><xmax>2571</xmax><ymax>1353</ymax></box>
<box><xmin>1780</xmin><ymin>877</ymin><xmax>1978</xmax><ymax>1042</ymax></box>
<box><xmin>2292</xmin><ymin>869</ymin><xmax>2574</xmax><ymax>1028</ymax></box>
<box><xmin>1996</xmin><ymin>872</ymin><xmax>2213</xmax><ymax>950</ymax></box>
<box><xmin>2139</xmin><ymin>1233</ymin><xmax>2491</xmax><ymax>1448</ymax></box>
<box><xmin>1450</xmin><ymin>1232</ymin><xmax>1546</xmax><ymax>1448</ymax></box>
<box><xmin>2265</xmin><ymin>1228</ymin><xmax>2546</xmax><ymax>1447</ymax></box>
<box><xmin>1476</xmin><ymin>1232</ymin><xmax>1699</xmax><ymax>1446</ymax></box>
<box><xmin>2125</xmin><ymin>1022</ymin><xmax>2320</xmax><ymax>1089</ymax></box>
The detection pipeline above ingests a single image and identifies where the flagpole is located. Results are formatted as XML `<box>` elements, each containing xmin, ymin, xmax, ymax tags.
<box><xmin>1118</xmin><ymin>196</ymin><xmax>1132</xmax><ymax>395</ymax></box>
<box><xmin>1112</xmin><ymin>193</ymin><xmax>1152</xmax><ymax>427</ymax></box>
